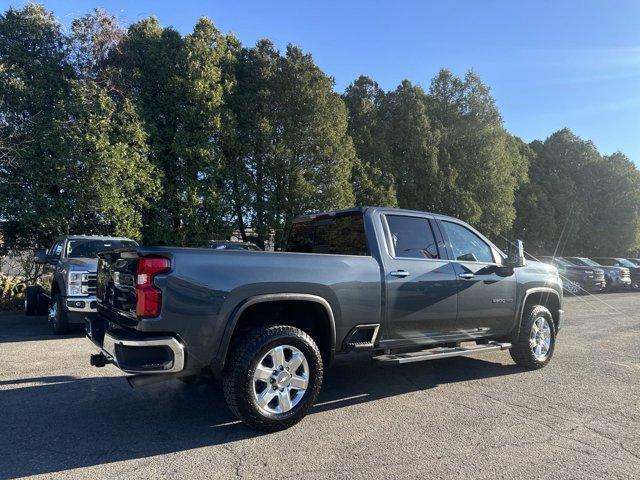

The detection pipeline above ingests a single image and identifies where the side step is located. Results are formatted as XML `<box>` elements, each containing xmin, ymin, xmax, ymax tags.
<box><xmin>343</xmin><ymin>324</ymin><xmax>380</xmax><ymax>351</ymax></box>
<box><xmin>372</xmin><ymin>342</ymin><xmax>512</xmax><ymax>365</ymax></box>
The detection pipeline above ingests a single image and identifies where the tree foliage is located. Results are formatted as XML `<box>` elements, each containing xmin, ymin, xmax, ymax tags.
<box><xmin>514</xmin><ymin>129</ymin><xmax>640</xmax><ymax>255</ymax></box>
<box><xmin>1</xmin><ymin>4</ymin><xmax>639</xmax><ymax>257</ymax></box>
<box><xmin>226</xmin><ymin>41</ymin><xmax>356</xmax><ymax>248</ymax></box>
<box><xmin>107</xmin><ymin>17</ymin><xmax>234</xmax><ymax>245</ymax></box>
<box><xmin>342</xmin><ymin>76</ymin><xmax>397</xmax><ymax>207</ymax></box>
<box><xmin>427</xmin><ymin>70</ymin><xmax>528</xmax><ymax>237</ymax></box>
<box><xmin>0</xmin><ymin>5</ymin><xmax>156</xmax><ymax>248</ymax></box>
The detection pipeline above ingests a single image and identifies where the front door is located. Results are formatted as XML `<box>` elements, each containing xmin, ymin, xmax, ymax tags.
<box><xmin>438</xmin><ymin>220</ymin><xmax>517</xmax><ymax>335</ymax></box>
<box><xmin>380</xmin><ymin>213</ymin><xmax>459</xmax><ymax>349</ymax></box>
<box><xmin>41</xmin><ymin>240</ymin><xmax>63</xmax><ymax>297</ymax></box>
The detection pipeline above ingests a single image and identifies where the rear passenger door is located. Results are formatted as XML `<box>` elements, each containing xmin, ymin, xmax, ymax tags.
<box><xmin>438</xmin><ymin>220</ymin><xmax>517</xmax><ymax>335</ymax></box>
<box><xmin>380</xmin><ymin>213</ymin><xmax>459</xmax><ymax>348</ymax></box>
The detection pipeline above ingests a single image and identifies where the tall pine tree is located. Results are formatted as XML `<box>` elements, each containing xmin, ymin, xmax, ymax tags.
<box><xmin>343</xmin><ymin>76</ymin><xmax>397</xmax><ymax>207</ymax></box>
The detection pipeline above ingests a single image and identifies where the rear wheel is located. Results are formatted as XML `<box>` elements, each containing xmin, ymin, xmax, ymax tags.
<box><xmin>222</xmin><ymin>325</ymin><xmax>323</xmax><ymax>432</ymax></box>
<box><xmin>24</xmin><ymin>286</ymin><xmax>44</xmax><ymax>316</ymax></box>
<box><xmin>49</xmin><ymin>294</ymin><xmax>69</xmax><ymax>335</ymax></box>
<box><xmin>510</xmin><ymin>305</ymin><xmax>556</xmax><ymax>369</ymax></box>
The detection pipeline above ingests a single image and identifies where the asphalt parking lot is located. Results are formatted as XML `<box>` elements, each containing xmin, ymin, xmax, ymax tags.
<box><xmin>1</xmin><ymin>293</ymin><xmax>639</xmax><ymax>480</ymax></box>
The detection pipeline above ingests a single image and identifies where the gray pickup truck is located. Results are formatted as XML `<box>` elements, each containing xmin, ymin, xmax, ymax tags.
<box><xmin>87</xmin><ymin>207</ymin><xmax>563</xmax><ymax>431</ymax></box>
<box><xmin>25</xmin><ymin>235</ymin><xmax>137</xmax><ymax>333</ymax></box>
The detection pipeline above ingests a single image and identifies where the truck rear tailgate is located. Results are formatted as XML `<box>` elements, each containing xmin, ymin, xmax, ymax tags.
<box><xmin>96</xmin><ymin>249</ymin><xmax>140</xmax><ymax>327</ymax></box>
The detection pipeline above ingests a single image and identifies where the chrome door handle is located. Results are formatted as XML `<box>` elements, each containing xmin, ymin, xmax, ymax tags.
<box><xmin>390</xmin><ymin>270</ymin><xmax>411</xmax><ymax>278</ymax></box>
<box><xmin>458</xmin><ymin>273</ymin><xmax>475</xmax><ymax>279</ymax></box>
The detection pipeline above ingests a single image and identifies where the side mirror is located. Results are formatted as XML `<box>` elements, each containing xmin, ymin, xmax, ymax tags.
<box><xmin>34</xmin><ymin>249</ymin><xmax>47</xmax><ymax>264</ymax></box>
<box><xmin>505</xmin><ymin>239</ymin><xmax>526</xmax><ymax>268</ymax></box>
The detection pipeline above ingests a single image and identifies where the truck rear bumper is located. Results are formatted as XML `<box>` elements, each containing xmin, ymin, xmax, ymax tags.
<box><xmin>86</xmin><ymin>316</ymin><xmax>185</xmax><ymax>374</ymax></box>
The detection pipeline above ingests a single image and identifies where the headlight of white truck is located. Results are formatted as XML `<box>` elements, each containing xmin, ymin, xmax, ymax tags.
<box><xmin>67</xmin><ymin>271</ymin><xmax>90</xmax><ymax>296</ymax></box>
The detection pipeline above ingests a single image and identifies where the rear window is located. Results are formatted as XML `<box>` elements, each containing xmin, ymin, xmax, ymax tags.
<box><xmin>285</xmin><ymin>213</ymin><xmax>369</xmax><ymax>256</ymax></box>
<box><xmin>66</xmin><ymin>239</ymin><xmax>138</xmax><ymax>258</ymax></box>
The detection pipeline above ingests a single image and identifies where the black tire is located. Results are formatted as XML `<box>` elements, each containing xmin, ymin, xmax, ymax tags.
<box><xmin>222</xmin><ymin>325</ymin><xmax>323</xmax><ymax>432</ymax></box>
<box><xmin>24</xmin><ymin>286</ymin><xmax>42</xmax><ymax>316</ymax></box>
<box><xmin>510</xmin><ymin>305</ymin><xmax>556</xmax><ymax>369</ymax></box>
<box><xmin>604</xmin><ymin>276</ymin><xmax>614</xmax><ymax>292</ymax></box>
<box><xmin>50</xmin><ymin>294</ymin><xmax>69</xmax><ymax>335</ymax></box>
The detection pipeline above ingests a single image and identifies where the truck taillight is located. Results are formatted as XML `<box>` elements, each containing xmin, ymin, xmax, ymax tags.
<box><xmin>136</xmin><ymin>257</ymin><xmax>170</xmax><ymax>318</ymax></box>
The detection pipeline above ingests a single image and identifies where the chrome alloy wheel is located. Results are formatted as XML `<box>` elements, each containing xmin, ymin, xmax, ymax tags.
<box><xmin>530</xmin><ymin>316</ymin><xmax>552</xmax><ymax>361</ymax></box>
<box><xmin>252</xmin><ymin>345</ymin><xmax>309</xmax><ymax>414</ymax></box>
<box><xmin>564</xmin><ymin>281</ymin><xmax>581</xmax><ymax>295</ymax></box>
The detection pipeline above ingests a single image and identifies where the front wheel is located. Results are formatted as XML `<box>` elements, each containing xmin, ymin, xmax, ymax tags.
<box><xmin>510</xmin><ymin>305</ymin><xmax>556</xmax><ymax>369</ymax></box>
<box><xmin>563</xmin><ymin>281</ymin><xmax>581</xmax><ymax>296</ymax></box>
<box><xmin>222</xmin><ymin>325</ymin><xmax>323</xmax><ymax>432</ymax></box>
<box><xmin>49</xmin><ymin>294</ymin><xmax>69</xmax><ymax>335</ymax></box>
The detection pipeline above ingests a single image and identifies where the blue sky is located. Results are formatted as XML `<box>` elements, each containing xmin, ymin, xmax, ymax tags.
<box><xmin>4</xmin><ymin>0</ymin><xmax>640</xmax><ymax>162</ymax></box>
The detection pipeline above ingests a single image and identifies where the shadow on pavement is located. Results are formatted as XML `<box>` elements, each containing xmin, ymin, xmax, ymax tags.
<box><xmin>0</xmin><ymin>313</ymin><xmax>84</xmax><ymax>343</ymax></box>
<box><xmin>0</xmin><ymin>353</ymin><xmax>522</xmax><ymax>479</ymax></box>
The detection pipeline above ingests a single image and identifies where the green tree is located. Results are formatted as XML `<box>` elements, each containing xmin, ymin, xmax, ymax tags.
<box><xmin>588</xmin><ymin>152</ymin><xmax>640</xmax><ymax>255</ymax></box>
<box><xmin>225</xmin><ymin>42</ymin><xmax>356</xmax><ymax>248</ymax></box>
<box><xmin>0</xmin><ymin>5</ymin><xmax>157</xmax><ymax>248</ymax></box>
<box><xmin>0</xmin><ymin>4</ymin><xmax>79</xmax><ymax>248</ymax></box>
<box><xmin>428</xmin><ymin>69</ymin><xmax>528</xmax><ymax>238</ymax></box>
<box><xmin>514</xmin><ymin>129</ymin><xmax>603</xmax><ymax>255</ymax></box>
<box><xmin>223</xmin><ymin>40</ymin><xmax>280</xmax><ymax>247</ymax></box>
<box><xmin>270</xmin><ymin>45</ymin><xmax>356</xmax><ymax>246</ymax></box>
<box><xmin>63</xmin><ymin>81</ymin><xmax>158</xmax><ymax>239</ymax></box>
<box><xmin>111</xmin><ymin>17</ymin><xmax>233</xmax><ymax>245</ymax></box>
<box><xmin>378</xmin><ymin>80</ymin><xmax>441</xmax><ymax>211</ymax></box>
<box><xmin>342</xmin><ymin>76</ymin><xmax>397</xmax><ymax>207</ymax></box>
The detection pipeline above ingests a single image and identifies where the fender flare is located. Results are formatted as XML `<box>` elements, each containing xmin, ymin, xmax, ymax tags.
<box><xmin>214</xmin><ymin>293</ymin><xmax>337</xmax><ymax>373</ymax></box>
<box><xmin>516</xmin><ymin>287</ymin><xmax>560</xmax><ymax>335</ymax></box>
<box><xmin>51</xmin><ymin>274</ymin><xmax>66</xmax><ymax>298</ymax></box>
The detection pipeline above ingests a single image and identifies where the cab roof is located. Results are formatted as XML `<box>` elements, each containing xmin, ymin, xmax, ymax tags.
<box><xmin>291</xmin><ymin>206</ymin><xmax>459</xmax><ymax>224</ymax></box>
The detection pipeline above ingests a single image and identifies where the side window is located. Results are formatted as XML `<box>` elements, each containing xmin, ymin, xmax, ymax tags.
<box><xmin>49</xmin><ymin>242</ymin><xmax>63</xmax><ymax>257</ymax></box>
<box><xmin>385</xmin><ymin>215</ymin><xmax>439</xmax><ymax>259</ymax></box>
<box><xmin>442</xmin><ymin>221</ymin><xmax>494</xmax><ymax>263</ymax></box>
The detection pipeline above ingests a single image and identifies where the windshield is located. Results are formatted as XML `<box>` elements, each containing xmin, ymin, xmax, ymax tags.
<box><xmin>616</xmin><ymin>258</ymin><xmax>637</xmax><ymax>268</ymax></box>
<box><xmin>552</xmin><ymin>257</ymin><xmax>573</xmax><ymax>267</ymax></box>
<box><xmin>566</xmin><ymin>257</ymin><xmax>587</xmax><ymax>267</ymax></box>
<box><xmin>66</xmin><ymin>239</ymin><xmax>137</xmax><ymax>258</ymax></box>
<box><xmin>570</xmin><ymin>257</ymin><xmax>601</xmax><ymax>267</ymax></box>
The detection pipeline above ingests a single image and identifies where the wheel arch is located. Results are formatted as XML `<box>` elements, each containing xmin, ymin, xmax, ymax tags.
<box><xmin>517</xmin><ymin>287</ymin><xmax>561</xmax><ymax>334</ymax></box>
<box><xmin>51</xmin><ymin>275</ymin><xmax>65</xmax><ymax>299</ymax></box>
<box><xmin>214</xmin><ymin>293</ymin><xmax>337</xmax><ymax>374</ymax></box>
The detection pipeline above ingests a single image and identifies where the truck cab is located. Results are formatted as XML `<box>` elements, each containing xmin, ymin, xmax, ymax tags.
<box><xmin>25</xmin><ymin>235</ymin><xmax>137</xmax><ymax>333</ymax></box>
